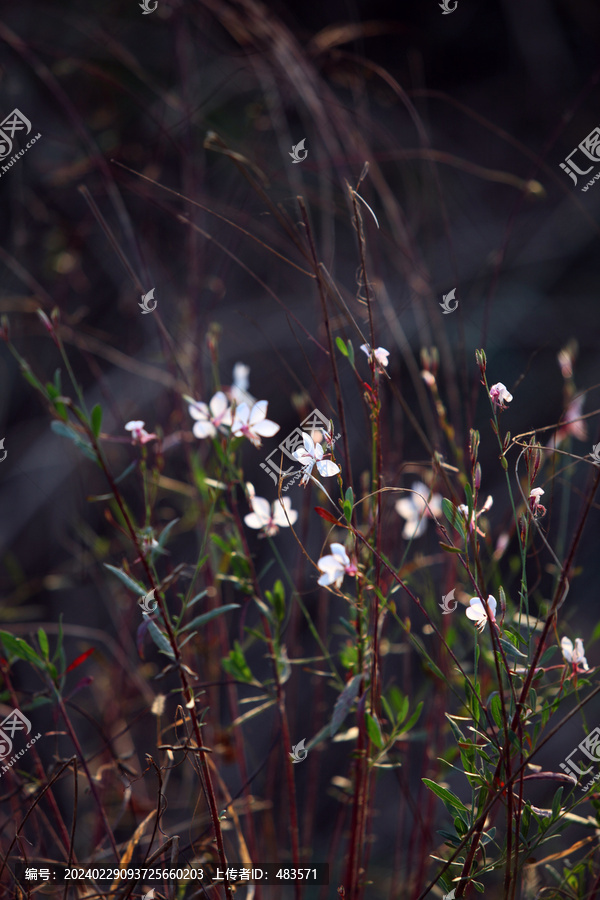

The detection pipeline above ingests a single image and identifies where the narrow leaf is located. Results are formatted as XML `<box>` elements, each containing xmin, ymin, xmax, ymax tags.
<box><xmin>91</xmin><ymin>404</ymin><xmax>102</xmax><ymax>438</ymax></box>
<box><xmin>147</xmin><ymin>621</ymin><xmax>176</xmax><ymax>659</ymax></box>
<box><xmin>104</xmin><ymin>564</ymin><xmax>147</xmax><ymax>597</ymax></box>
<box><xmin>422</xmin><ymin>777</ymin><xmax>469</xmax><ymax>813</ymax></box>
<box><xmin>314</xmin><ymin>506</ymin><xmax>339</xmax><ymax>524</ymax></box>
<box><xmin>65</xmin><ymin>648</ymin><xmax>95</xmax><ymax>674</ymax></box>
<box><xmin>365</xmin><ymin>712</ymin><xmax>384</xmax><ymax>748</ymax></box>
<box><xmin>37</xmin><ymin>628</ymin><xmax>49</xmax><ymax>659</ymax></box>
<box><xmin>181</xmin><ymin>604</ymin><xmax>240</xmax><ymax>633</ymax></box>
<box><xmin>330</xmin><ymin>674</ymin><xmax>361</xmax><ymax>737</ymax></box>
<box><xmin>336</xmin><ymin>336</ymin><xmax>349</xmax><ymax>357</ymax></box>
<box><xmin>0</xmin><ymin>632</ymin><xmax>43</xmax><ymax>667</ymax></box>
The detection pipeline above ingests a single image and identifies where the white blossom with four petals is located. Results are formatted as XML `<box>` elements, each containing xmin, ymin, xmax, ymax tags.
<box><xmin>230</xmin><ymin>400</ymin><xmax>280</xmax><ymax>448</ymax></box>
<box><xmin>244</xmin><ymin>495</ymin><xmax>298</xmax><ymax>537</ymax></box>
<box><xmin>317</xmin><ymin>543</ymin><xmax>357</xmax><ymax>588</ymax></box>
<box><xmin>124</xmin><ymin>420</ymin><xmax>158</xmax><ymax>444</ymax></box>
<box><xmin>489</xmin><ymin>382</ymin><xmax>513</xmax><ymax>409</ymax></box>
<box><xmin>188</xmin><ymin>391</ymin><xmax>232</xmax><ymax>439</ymax></box>
<box><xmin>360</xmin><ymin>343</ymin><xmax>390</xmax><ymax>371</ymax></box>
<box><xmin>561</xmin><ymin>637</ymin><xmax>589</xmax><ymax>671</ymax></box>
<box><xmin>465</xmin><ymin>595</ymin><xmax>497</xmax><ymax>633</ymax></box>
<box><xmin>395</xmin><ymin>481</ymin><xmax>442</xmax><ymax>539</ymax></box>
<box><xmin>293</xmin><ymin>432</ymin><xmax>340</xmax><ymax>484</ymax></box>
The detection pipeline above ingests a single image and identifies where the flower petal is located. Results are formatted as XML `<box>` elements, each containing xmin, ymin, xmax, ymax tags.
<box><xmin>188</xmin><ymin>402</ymin><xmax>209</xmax><ymax>421</ymax></box>
<box><xmin>193</xmin><ymin>420</ymin><xmax>217</xmax><ymax>439</ymax></box>
<box><xmin>330</xmin><ymin>543</ymin><xmax>350</xmax><ymax>566</ymax></box>
<box><xmin>249</xmin><ymin>497</ymin><xmax>271</xmax><ymax>522</ymax></box>
<box><xmin>316</xmin><ymin>459</ymin><xmax>341</xmax><ymax>478</ymax></box>
<box><xmin>209</xmin><ymin>391</ymin><xmax>229</xmax><ymax>418</ymax></box>
<box><xmin>248</xmin><ymin>400</ymin><xmax>268</xmax><ymax>426</ymax></box>
<box><xmin>251</xmin><ymin>418</ymin><xmax>280</xmax><ymax>438</ymax></box>
<box><xmin>244</xmin><ymin>513</ymin><xmax>267</xmax><ymax>530</ymax></box>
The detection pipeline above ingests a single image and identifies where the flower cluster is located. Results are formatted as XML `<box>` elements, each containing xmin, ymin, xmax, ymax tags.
<box><xmin>187</xmin><ymin>391</ymin><xmax>280</xmax><ymax>449</ymax></box>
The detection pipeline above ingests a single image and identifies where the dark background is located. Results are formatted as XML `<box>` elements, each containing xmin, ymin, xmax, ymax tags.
<box><xmin>1</xmin><ymin>0</ymin><xmax>600</xmax><ymax>896</ymax></box>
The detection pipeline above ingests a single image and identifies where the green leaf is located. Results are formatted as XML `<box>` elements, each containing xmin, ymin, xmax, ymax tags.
<box><xmin>0</xmin><ymin>632</ymin><xmax>43</xmax><ymax>667</ymax></box>
<box><xmin>147</xmin><ymin>621</ymin><xmax>175</xmax><ymax>659</ymax></box>
<box><xmin>157</xmin><ymin>518</ymin><xmax>181</xmax><ymax>551</ymax></box>
<box><xmin>442</xmin><ymin>497</ymin><xmax>466</xmax><ymax>539</ymax></box>
<box><xmin>222</xmin><ymin>641</ymin><xmax>254</xmax><ymax>683</ymax></box>
<box><xmin>422</xmin><ymin>778</ymin><xmax>469</xmax><ymax>813</ymax></box>
<box><xmin>330</xmin><ymin>674</ymin><xmax>362</xmax><ymax>737</ymax></box>
<box><xmin>347</xmin><ymin>340</ymin><xmax>355</xmax><ymax>368</ymax></box>
<box><xmin>498</xmin><ymin>637</ymin><xmax>528</xmax><ymax>660</ymax></box>
<box><xmin>343</xmin><ymin>499</ymin><xmax>352</xmax><ymax>524</ymax></box>
<box><xmin>338</xmin><ymin>616</ymin><xmax>356</xmax><ymax>636</ymax></box>
<box><xmin>489</xmin><ymin>693</ymin><xmax>504</xmax><ymax>729</ymax></box>
<box><xmin>439</xmin><ymin>542</ymin><xmax>462</xmax><ymax>553</ymax></box>
<box><xmin>186</xmin><ymin>588</ymin><xmax>209</xmax><ymax>609</ymax></box>
<box><xmin>269</xmin><ymin>579</ymin><xmax>285</xmax><ymax>623</ymax></box>
<box><xmin>37</xmin><ymin>628</ymin><xmax>49</xmax><ymax>659</ymax></box>
<box><xmin>551</xmin><ymin>786</ymin><xmax>564</xmax><ymax>820</ymax></box>
<box><xmin>21</xmin><ymin>363</ymin><xmax>45</xmax><ymax>393</ymax></box>
<box><xmin>50</xmin><ymin>420</ymin><xmax>97</xmax><ymax>463</ymax></box>
<box><xmin>395</xmin><ymin>693</ymin><xmax>410</xmax><ymax>727</ymax></box>
<box><xmin>336</xmin><ymin>336</ymin><xmax>349</xmax><ymax>357</ymax></box>
<box><xmin>365</xmin><ymin>712</ymin><xmax>384</xmax><ymax>748</ymax></box>
<box><xmin>181</xmin><ymin>604</ymin><xmax>240</xmax><ymax>633</ymax></box>
<box><xmin>103</xmin><ymin>564</ymin><xmax>147</xmax><ymax>597</ymax></box>
<box><xmin>539</xmin><ymin>645</ymin><xmax>557</xmax><ymax>667</ymax></box>
<box><xmin>91</xmin><ymin>404</ymin><xmax>102</xmax><ymax>438</ymax></box>
<box><xmin>401</xmin><ymin>700</ymin><xmax>423</xmax><ymax>733</ymax></box>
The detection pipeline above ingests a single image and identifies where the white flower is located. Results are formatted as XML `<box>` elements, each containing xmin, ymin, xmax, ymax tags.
<box><xmin>230</xmin><ymin>362</ymin><xmax>255</xmax><ymax>405</ymax></box>
<box><xmin>317</xmin><ymin>543</ymin><xmax>357</xmax><ymax>588</ymax></box>
<box><xmin>561</xmin><ymin>637</ymin><xmax>589</xmax><ymax>671</ymax></box>
<box><xmin>489</xmin><ymin>383</ymin><xmax>513</xmax><ymax>409</ymax></box>
<box><xmin>528</xmin><ymin>487</ymin><xmax>546</xmax><ymax>517</ymax></box>
<box><xmin>465</xmin><ymin>595</ymin><xmax>497</xmax><ymax>633</ymax></box>
<box><xmin>360</xmin><ymin>343</ymin><xmax>390</xmax><ymax>371</ymax></box>
<box><xmin>188</xmin><ymin>391</ymin><xmax>232</xmax><ymax>439</ymax></box>
<box><xmin>292</xmin><ymin>432</ymin><xmax>340</xmax><ymax>484</ymax></box>
<box><xmin>231</xmin><ymin>400</ymin><xmax>280</xmax><ymax>448</ymax></box>
<box><xmin>395</xmin><ymin>481</ymin><xmax>442</xmax><ymax>539</ymax></box>
<box><xmin>244</xmin><ymin>496</ymin><xmax>298</xmax><ymax>537</ymax></box>
<box><xmin>125</xmin><ymin>420</ymin><xmax>157</xmax><ymax>444</ymax></box>
<box><xmin>233</xmin><ymin>362</ymin><xmax>250</xmax><ymax>392</ymax></box>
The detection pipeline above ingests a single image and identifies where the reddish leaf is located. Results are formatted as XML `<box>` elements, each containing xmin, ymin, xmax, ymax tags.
<box><xmin>64</xmin><ymin>648</ymin><xmax>95</xmax><ymax>674</ymax></box>
<box><xmin>314</xmin><ymin>506</ymin><xmax>339</xmax><ymax>524</ymax></box>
